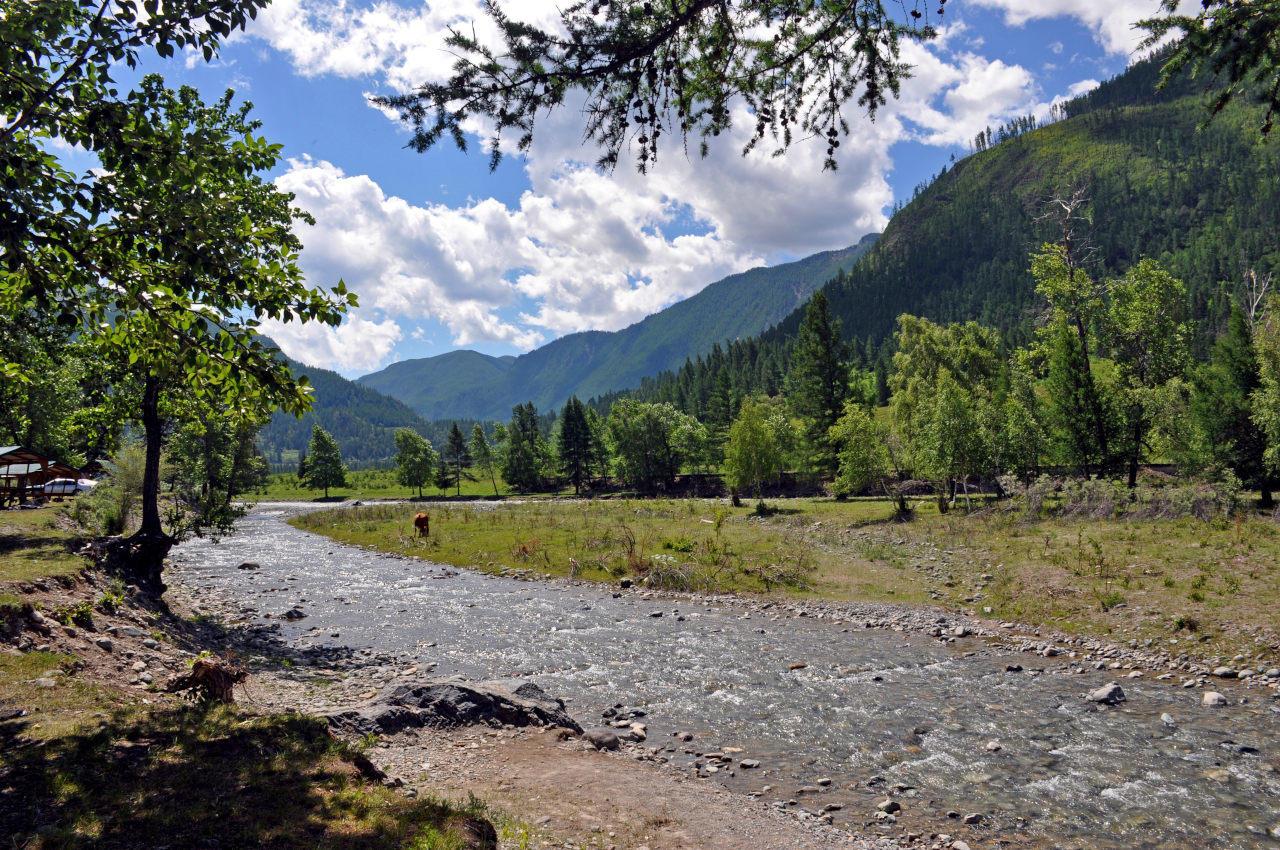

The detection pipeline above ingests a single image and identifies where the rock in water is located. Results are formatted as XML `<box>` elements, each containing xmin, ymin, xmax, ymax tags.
<box><xmin>582</xmin><ymin>727</ymin><xmax>622</xmax><ymax>751</ymax></box>
<box><xmin>324</xmin><ymin>678</ymin><xmax>581</xmax><ymax>736</ymax></box>
<box><xmin>1087</xmin><ymin>682</ymin><xmax>1126</xmax><ymax>705</ymax></box>
<box><xmin>1202</xmin><ymin>691</ymin><xmax>1228</xmax><ymax>707</ymax></box>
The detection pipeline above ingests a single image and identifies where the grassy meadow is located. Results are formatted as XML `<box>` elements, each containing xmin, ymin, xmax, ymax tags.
<box><xmin>292</xmin><ymin>495</ymin><xmax>1280</xmax><ymax>664</ymax></box>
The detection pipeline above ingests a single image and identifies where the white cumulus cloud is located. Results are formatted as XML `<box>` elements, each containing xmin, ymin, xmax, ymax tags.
<box><xmin>967</xmin><ymin>0</ymin><xmax>1176</xmax><ymax>56</ymax></box>
<box><xmin>242</xmin><ymin>1</ymin><xmax>1130</xmax><ymax>373</ymax></box>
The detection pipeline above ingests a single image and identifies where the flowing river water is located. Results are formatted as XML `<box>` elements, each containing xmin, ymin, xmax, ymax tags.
<box><xmin>172</xmin><ymin>504</ymin><xmax>1280</xmax><ymax>849</ymax></box>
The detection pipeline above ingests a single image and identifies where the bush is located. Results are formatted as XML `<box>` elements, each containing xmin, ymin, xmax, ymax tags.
<box><xmin>999</xmin><ymin>473</ymin><xmax>1241</xmax><ymax>522</ymax></box>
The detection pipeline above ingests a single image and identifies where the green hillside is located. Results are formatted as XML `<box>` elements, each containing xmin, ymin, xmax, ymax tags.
<box><xmin>356</xmin><ymin>350</ymin><xmax>515</xmax><ymax>419</ymax></box>
<box><xmin>765</xmin><ymin>51</ymin><xmax>1280</xmax><ymax>354</ymax></box>
<box><xmin>257</xmin><ymin>354</ymin><xmax>472</xmax><ymax>467</ymax></box>
<box><xmin>355</xmin><ymin>237</ymin><xmax>876</xmax><ymax>421</ymax></box>
<box><xmin>628</xmin><ymin>49</ymin><xmax>1280</xmax><ymax>416</ymax></box>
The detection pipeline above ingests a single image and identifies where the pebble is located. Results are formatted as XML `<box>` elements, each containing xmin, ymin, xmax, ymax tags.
<box><xmin>877</xmin><ymin>799</ymin><xmax>901</xmax><ymax>814</ymax></box>
<box><xmin>1213</xmin><ymin>667</ymin><xmax>1238</xmax><ymax>679</ymax></box>
<box><xmin>94</xmin><ymin>637</ymin><xmax>113</xmax><ymax>652</ymax></box>
<box><xmin>740</xmin><ymin>759</ymin><xmax>761</xmax><ymax>769</ymax></box>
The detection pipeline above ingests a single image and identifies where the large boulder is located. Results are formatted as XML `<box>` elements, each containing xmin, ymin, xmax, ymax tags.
<box><xmin>324</xmin><ymin>678</ymin><xmax>581</xmax><ymax>737</ymax></box>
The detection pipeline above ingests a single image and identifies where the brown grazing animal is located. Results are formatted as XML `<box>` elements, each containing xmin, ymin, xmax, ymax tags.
<box><xmin>413</xmin><ymin>512</ymin><xmax>430</xmax><ymax>537</ymax></box>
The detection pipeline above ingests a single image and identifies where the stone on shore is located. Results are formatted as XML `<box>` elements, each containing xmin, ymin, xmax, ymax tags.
<box><xmin>324</xmin><ymin>679</ymin><xmax>581</xmax><ymax>737</ymax></box>
<box><xmin>583</xmin><ymin>727</ymin><xmax>621</xmax><ymax>751</ymax></box>
<box><xmin>1087</xmin><ymin>682</ymin><xmax>1126</xmax><ymax>705</ymax></box>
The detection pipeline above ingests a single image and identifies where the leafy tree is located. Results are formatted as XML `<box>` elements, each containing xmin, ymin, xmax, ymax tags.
<box><xmin>606</xmin><ymin>399</ymin><xmax>706</xmax><ymax>492</ymax></box>
<box><xmin>0</xmin><ymin>311</ymin><xmax>85</xmax><ymax>463</ymax></box>
<box><xmin>1252</xmin><ymin>295</ymin><xmax>1280</xmax><ymax>479</ymax></box>
<box><xmin>1100</xmin><ymin>258</ymin><xmax>1191</xmax><ymax>487</ymax></box>
<box><xmin>787</xmin><ymin>291</ymin><xmax>850</xmax><ymax>476</ymax></box>
<box><xmin>1193</xmin><ymin>307</ymin><xmax>1274</xmax><ymax>506</ymax></box>
<box><xmin>394</xmin><ymin>428</ymin><xmax>437</xmax><ymax>498</ymax></box>
<box><xmin>914</xmin><ymin>369</ymin><xmax>989</xmax><ymax>508</ymax></box>
<box><xmin>557</xmin><ymin>396</ymin><xmax>593</xmax><ymax>495</ymax></box>
<box><xmin>830</xmin><ymin>402</ymin><xmax>895</xmax><ymax>505</ymax></box>
<box><xmin>4</xmin><ymin>61</ymin><xmax>353</xmax><ymax>590</ymax></box>
<box><xmin>723</xmin><ymin>396</ymin><xmax>783</xmax><ymax>501</ymax></box>
<box><xmin>888</xmin><ymin>314</ymin><xmax>1001</xmax><ymax>485</ymax></box>
<box><xmin>375</xmin><ymin>1</ymin><xmax>945</xmax><ymax>172</ymax></box>
<box><xmin>584</xmin><ymin>406</ymin><xmax>613</xmax><ymax>483</ymax></box>
<box><xmin>985</xmin><ymin>357</ymin><xmax>1046</xmax><ymax>481</ymax></box>
<box><xmin>1139</xmin><ymin>0</ymin><xmax>1280</xmax><ymax>136</ymax></box>
<box><xmin>302</xmin><ymin>426</ymin><xmax>346</xmax><ymax>498</ymax></box>
<box><xmin>165</xmin><ymin>410</ymin><xmax>267</xmax><ymax>535</ymax></box>
<box><xmin>469</xmin><ymin>424</ymin><xmax>500</xmax><ymax>496</ymax></box>
<box><xmin>442</xmin><ymin>421</ymin><xmax>474</xmax><ymax>496</ymax></box>
<box><xmin>1</xmin><ymin>0</ymin><xmax>272</xmax><ymax>314</ymax></box>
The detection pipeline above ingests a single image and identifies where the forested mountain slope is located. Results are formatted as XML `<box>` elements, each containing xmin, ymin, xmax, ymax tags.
<box><xmin>355</xmin><ymin>236</ymin><xmax>876</xmax><ymax>421</ymax></box>
<box><xmin>257</xmin><ymin>354</ymin><xmax>447</xmax><ymax>466</ymax></box>
<box><xmin>626</xmin><ymin>49</ymin><xmax>1280</xmax><ymax>417</ymax></box>
<box><xmin>763</xmin><ymin>51</ymin><xmax>1280</xmax><ymax>356</ymax></box>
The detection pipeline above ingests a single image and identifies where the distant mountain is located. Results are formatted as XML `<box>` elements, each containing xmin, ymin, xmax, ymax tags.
<box><xmin>356</xmin><ymin>235</ymin><xmax>877</xmax><ymax>420</ymax></box>
<box><xmin>257</xmin><ymin>353</ymin><xmax>471</xmax><ymax>467</ymax></box>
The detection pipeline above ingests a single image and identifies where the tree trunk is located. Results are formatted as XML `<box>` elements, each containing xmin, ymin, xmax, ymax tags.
<box><xmin>138</xmin><ymin>374</ymin><xmax>164</xmax><ymax>538</ymax></box>
<box><xmin>123</xmin><ymin>374</ymin><xmax>174</xmax><ymax>594</ymax></box>
<box><xmin>1261</xmin><ymin>482</ymin><xmax>1275</xmax><ymax>510</ymax></box>
<box><xmin>1127</xmin><ymin>419</ymin><xmax>1142</xmax><ymax>488</ymax></box>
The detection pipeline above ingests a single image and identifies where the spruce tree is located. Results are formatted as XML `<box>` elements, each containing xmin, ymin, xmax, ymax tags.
<box><xmin>786</xmin><ymin>291</ymin><xmax>850</xmax><ymax>477</ymax></box>
<box><xmin>557</xmin><ymin>396</ymin><xmax>593</xmax><ymax>495</ymax></box>
<box><xmin>1193</xmin><ymin>307</ymin><xmax>1273</xmax><ymax>506</ymax></box>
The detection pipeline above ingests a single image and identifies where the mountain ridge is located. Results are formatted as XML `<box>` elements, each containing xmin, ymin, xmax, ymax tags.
<box><xmin>356</xmin><ymin>235</ymin><xmax>877</xmax><ymax>420</ymax></box>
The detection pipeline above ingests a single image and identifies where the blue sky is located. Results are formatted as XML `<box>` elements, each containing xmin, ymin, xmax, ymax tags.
<box><xmin>124</xmin><ymin>0</ymin><xmax>1175</xmax><ymax>376</ymax></box>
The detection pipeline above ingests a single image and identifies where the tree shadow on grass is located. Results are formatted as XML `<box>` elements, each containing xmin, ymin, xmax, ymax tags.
<box><xmin>0</xmin><ymin>702</ymin><xmax>465</xmax><ymax>849</ymax></box>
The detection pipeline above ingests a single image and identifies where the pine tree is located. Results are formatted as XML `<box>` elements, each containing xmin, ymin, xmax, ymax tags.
<box><xmin>786</xmin><ymin>291</ymin><xmax>850</xmax><ymax>477</ymax></box>
<box><xmin>442</xmin><ymin>421</ymin><xmax>474</xmax><ymax>496</ymax></box>
<box><xmin>302</xmin><ymin>425</ymin><xmax>346</xmax><ymax>498</ymax></box>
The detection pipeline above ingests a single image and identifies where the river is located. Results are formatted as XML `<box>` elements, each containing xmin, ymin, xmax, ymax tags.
<box><xmin>171</xmin><ymin>504</ymin><xmax>1280</xmax><ymax>849</ymax></box>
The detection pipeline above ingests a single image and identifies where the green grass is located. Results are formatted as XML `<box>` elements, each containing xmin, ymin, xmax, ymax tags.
<box><xmin>0</xmin><ymin>701</ymin><xmax>491</xmax><ymax>849</ymax></box>
<box><xmin>0</xmin><ymin>508</ymin><xmax>499</xmax><ymax>850</ymax></box>
<box><xmin>0</xmin><ymin>506</ymin><xmax>89</xmax><ymax>585</ymax></box>
<box><xmin>291</xmin><ymin>497</ymin><xmax>1280</xmax><ymax>662</ymax></box>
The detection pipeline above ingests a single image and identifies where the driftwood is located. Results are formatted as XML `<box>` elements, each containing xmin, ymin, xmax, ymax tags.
<box><xmin>166</xmin><ymin>656</ymin><xmax>248</xmax><ymax>703</ymax></box>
